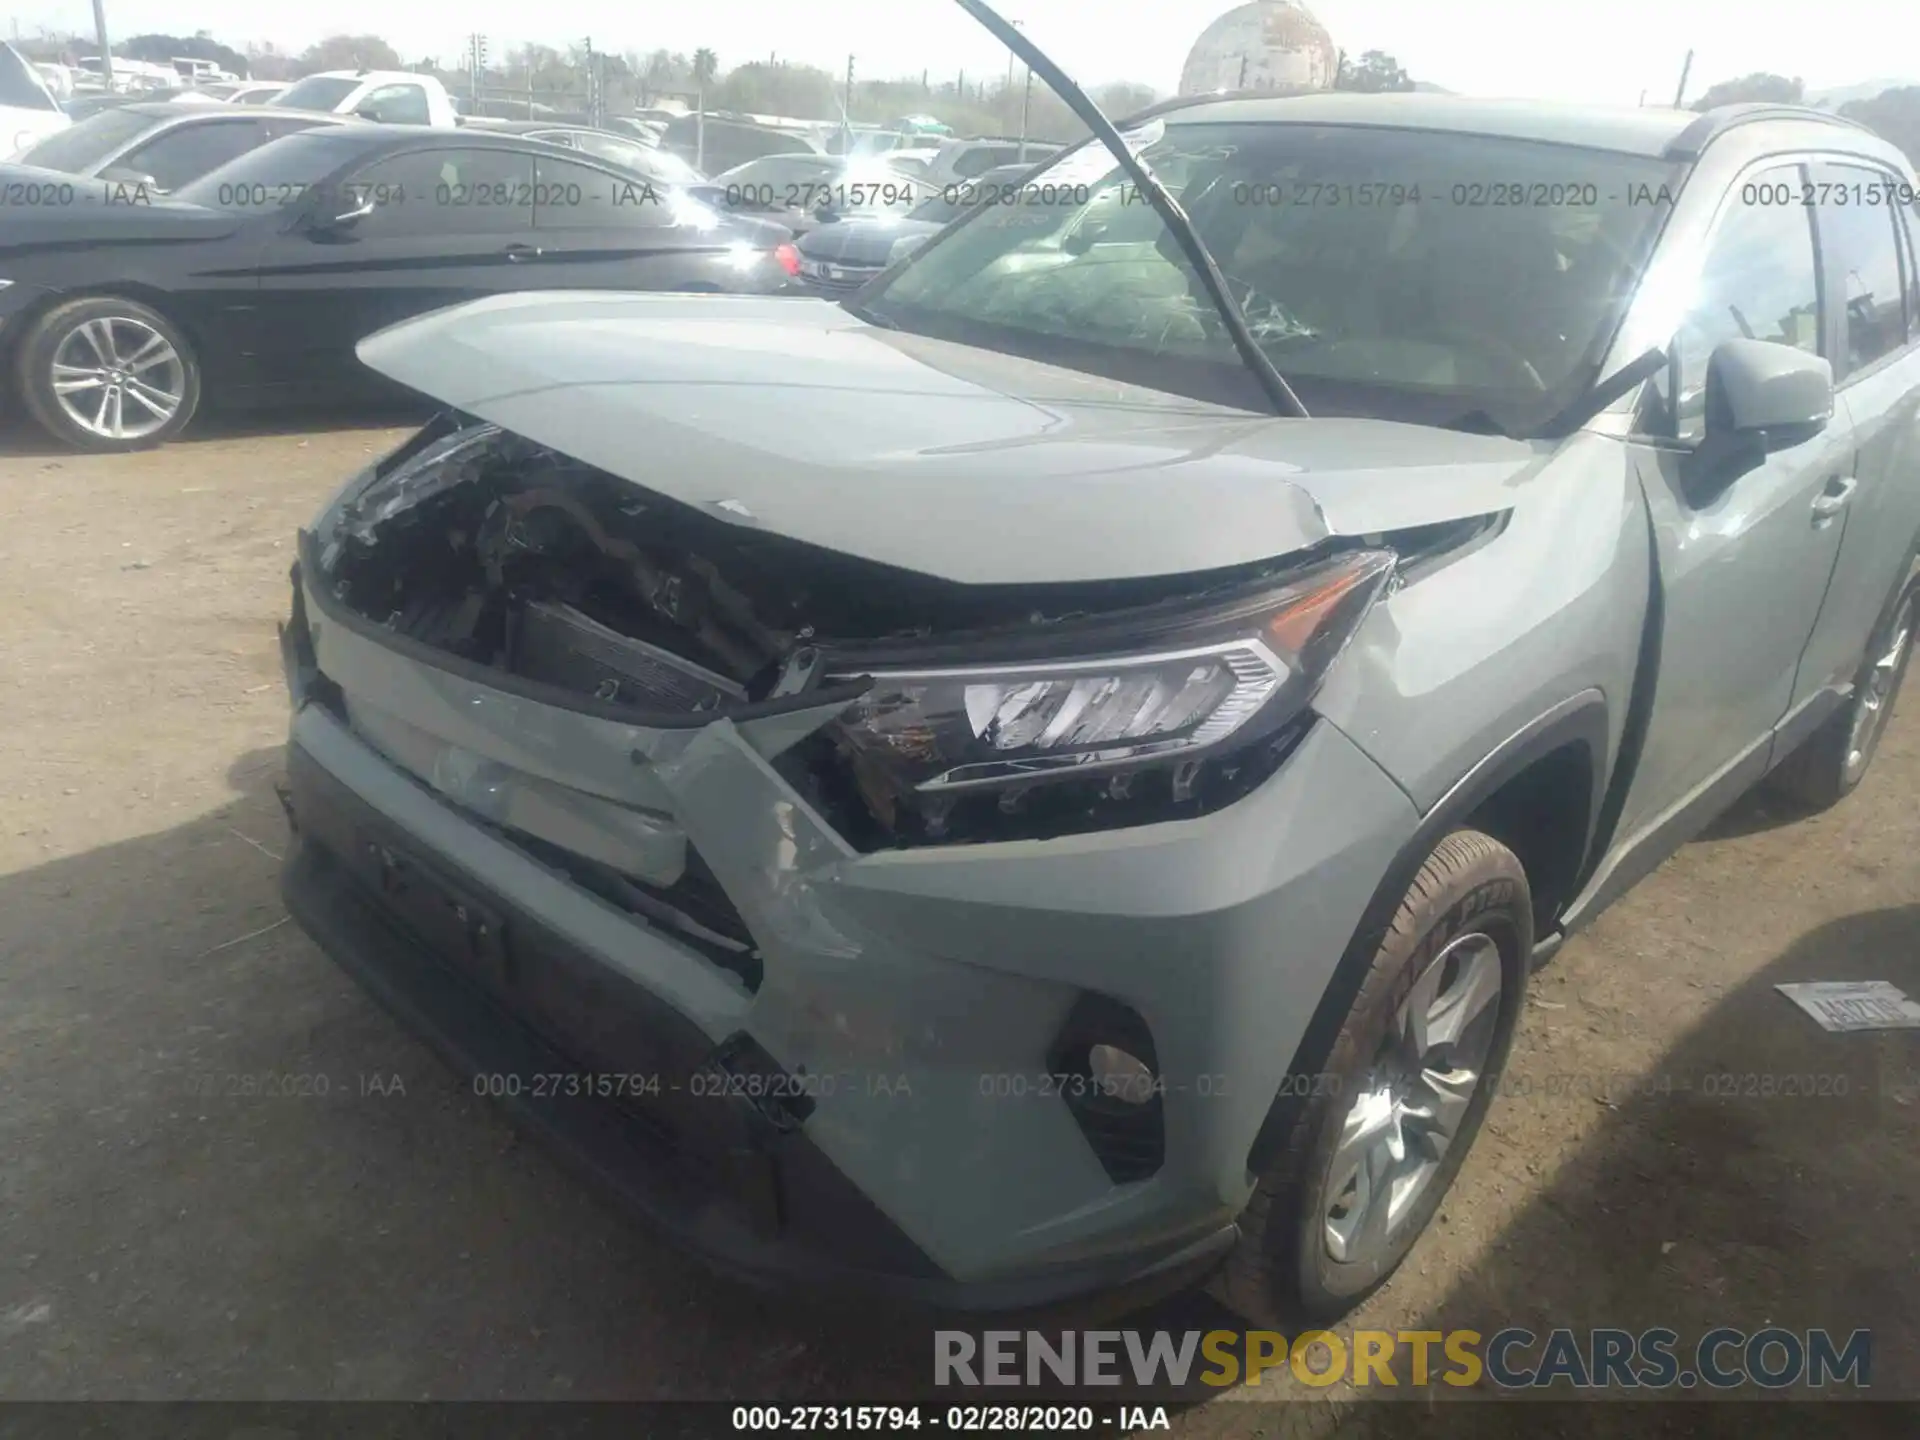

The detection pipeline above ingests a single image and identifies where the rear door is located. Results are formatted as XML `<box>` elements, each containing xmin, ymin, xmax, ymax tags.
<box><xmin>1792</xmin><ymin>161</ymin><xmax>1920</xmax><ymax>702</ymax></box>
<box><xmin>246</xmin><ymin>143</ymin><xmax>538</xmax><ymax>394</ymax></box>
<box><xmin>1614</xmin><ymin>158</ymin><xmax>1855</xmax><ymax>838</ymax></box>
<box><xmin>527</xmin><ymin>153</ymin><xmax>744</xmax><ymax>292</ymax></box>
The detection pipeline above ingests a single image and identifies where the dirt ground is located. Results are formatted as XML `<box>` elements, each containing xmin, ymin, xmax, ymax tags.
<box><xmin>0</xmin><ymin>413</ymin><xmax>1914</xmax><ymax>1434</ymax></box>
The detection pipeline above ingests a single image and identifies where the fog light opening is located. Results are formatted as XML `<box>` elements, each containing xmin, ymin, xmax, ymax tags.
<box><xmin>1089</xmin><ymin>1043</ymin><xmax>1156</xmax><ymax>1105</ymax></box>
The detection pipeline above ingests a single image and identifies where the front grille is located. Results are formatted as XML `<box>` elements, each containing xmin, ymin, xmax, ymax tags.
<box><xmin>799</xmin><ymin>262</ymin><xmax>881</xmax><ymax>294</ymax></box>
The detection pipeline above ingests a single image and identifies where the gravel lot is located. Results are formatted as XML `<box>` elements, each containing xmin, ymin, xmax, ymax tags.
<box><xmin>1</xmin><ymin>414</ymin><xmax>1914</xmax><ymax>1432</ymax></box>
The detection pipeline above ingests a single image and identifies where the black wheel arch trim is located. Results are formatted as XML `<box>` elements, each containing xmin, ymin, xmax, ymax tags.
<box><xmin>1244</xmin><ymin>689</ymin><xmax>1608</xmax><ymax>1179</ymax></box>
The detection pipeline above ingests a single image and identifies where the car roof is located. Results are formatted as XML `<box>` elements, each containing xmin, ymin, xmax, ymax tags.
<box><xmin>1153</xmin><ymin>91</ymin><xmax>1880</xmax><ymax>161</ymax></box>
<box><xmin>268</xmin><ymin>124</ymin><xmax>644</xmax><ymax>167</ymax></box>
<box><xmin>296</xmin><ymin>69</ymin><xmax>420</xmax><ymax>83</ymax></box>
<box><xmin>113</xmin><ymin>101</ymin><xmax>349</xmax><ymax>125</ymax></box>
<box><xmin>462</xmin><ymin>120</ymin><xmax>604</xmax><ymax>135</ymax></box>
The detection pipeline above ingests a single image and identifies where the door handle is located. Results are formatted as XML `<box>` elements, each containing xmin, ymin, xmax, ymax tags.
<box><xmin>1811</xmin><ymin>475</ymin><xmax>1857</xmax><ymax>523</ymax></box>
<box><xmin>502</xmin><ymin>243</ymin><xmax>542</xmax><ymax>263</ymax></box>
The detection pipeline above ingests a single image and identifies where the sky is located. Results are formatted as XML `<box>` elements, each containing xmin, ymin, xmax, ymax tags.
<box><xmin>6</xmin><ymin>0</ymin><xmax>1913</xmax><ymax>106</ymax></box>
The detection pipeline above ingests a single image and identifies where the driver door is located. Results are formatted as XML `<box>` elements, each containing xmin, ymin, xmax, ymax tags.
<box><xmin>1609</xmin><ymin>160</ymin><xmax>1854</xmax><ymax>847</ymax></box>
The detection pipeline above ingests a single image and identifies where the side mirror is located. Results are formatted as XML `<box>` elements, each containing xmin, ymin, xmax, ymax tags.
<box><xmin>353</xmin><ymin>103</ymin><xmax>389</xmax><ymax>123</ymax></box>
<box><xmin>98</xmin><ymin>165</ymin><xmax>157</xmax><ymax>189</ymax></box>
<box><xmin>1687</xmin><ymin>338</ymin><xmax>1834</xmax><ymax>501</ymax></box>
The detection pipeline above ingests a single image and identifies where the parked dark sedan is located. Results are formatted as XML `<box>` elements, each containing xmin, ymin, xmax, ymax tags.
<box><xmin>0</xmin><ymin>128</ymin><xmax>800</xmax><ymax>451</ymax></box>
<box><xmin>16</xmin><ymin>101</ymin><xmax>350</xmax><ymax>191</ymax></box>
<box><xmin>791</xmin><ymin>162</ymin><xmax>1033</xmax><ymax>295</ymax></box>
<box><xmin>703</xmin><ymin>153</ymin><xmax>933</xmax><ymax>242</ymax></box>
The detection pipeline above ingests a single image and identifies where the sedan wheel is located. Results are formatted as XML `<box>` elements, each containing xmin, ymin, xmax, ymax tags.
<box><xmin>16</xmin><ymin>296</ymin><xmax>202</xmax><ymax>452</ymax></box>
<box><xmin>52</xmin><ymin>317</ymin><xmax>188</xmax><ymax>442</ymax></box>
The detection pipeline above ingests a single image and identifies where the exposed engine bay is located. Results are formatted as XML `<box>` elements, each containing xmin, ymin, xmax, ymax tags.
<box><xmin>311</xmin><ymin>418</ymin><xmax>1484</xmax><ymax>850</ymax></box>
<box><xmin>316</xmin><ymin>420</ymin><xmax>1304</xmax><ymax>706</ymax></box>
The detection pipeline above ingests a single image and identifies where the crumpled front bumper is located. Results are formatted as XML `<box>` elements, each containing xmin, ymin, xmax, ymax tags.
<box><xmin>278</xmin><ymin>556</ymin><xmax>1420</xmax><ymax>1307</ymax></box>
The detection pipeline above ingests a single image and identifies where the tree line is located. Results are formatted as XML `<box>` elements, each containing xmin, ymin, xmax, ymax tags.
<box><xmin>19</xmin><ymin>28</ymin><xmax>1427</xmax><ymax>140</ymax></box>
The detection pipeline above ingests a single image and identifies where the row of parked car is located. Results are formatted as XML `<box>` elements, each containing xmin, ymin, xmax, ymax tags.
<box><xmin>0</xmin><ymin>69</ymin><xmax>1063</xmax><ymax>451</ymax></box>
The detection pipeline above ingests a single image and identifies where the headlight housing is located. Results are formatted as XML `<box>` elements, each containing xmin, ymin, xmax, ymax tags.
<box><xmin>822</xmin><ymin>548</ymin><xmax>1393</xmax><ymax>843</ymax></box>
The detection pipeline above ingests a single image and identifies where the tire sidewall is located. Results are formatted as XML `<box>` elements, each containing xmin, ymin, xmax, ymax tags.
<box><xmin>18</xmin><ymin>297</ymin><xmax>201</xmax><ymax>452</ymax></box>
<box><xmin>1290</xmin><ymin>851</ymin><xmax>1530</xmax><ymax>1312</ymax></box>
<box><xmin>1840</xmin><ymin>561</ymin><xmax>1920</xmax><ymax>789</ymax></box>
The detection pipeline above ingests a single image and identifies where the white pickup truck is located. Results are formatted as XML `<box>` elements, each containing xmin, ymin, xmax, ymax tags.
<box><xmin>267</xmin><ymin>70</ymin><xmax>458</xmax><ymax>127</ymax></box>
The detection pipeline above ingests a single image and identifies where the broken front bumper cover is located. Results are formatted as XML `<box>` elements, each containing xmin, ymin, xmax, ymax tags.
<box><xmin>279</xmin><ymin>722</ymin><xmax>1238</xmax><ymax>1309</ymax></box>
<box><xmin>277</xmin><ymin>541</ymin><xmax>1422</xmax><ymax>1306</ymax></box>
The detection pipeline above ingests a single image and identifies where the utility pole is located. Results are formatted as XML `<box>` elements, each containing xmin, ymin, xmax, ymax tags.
<box><xmin>1020</xmin><ymin>63</ymin><xmax>1032</xmax><ymax>158</ymax></box>
<box><xmin>1672</xmin><ymin>49</ymin><xmax>1694</xmax><ymax>108</ymax></box>
<box><xmin>843</xmin><ymin>53</ymin><xmax>854</xmax><ymax>151</ymax></box>
<box><xmin>1006</xmin><ymin>19</ymin><xmax>1023</xmax><ymax>130</ymax></box>
<box><xmin>90</xmin><ymin>0</ymin><xmax>113</xmax><ymax>90</ymax></box>
<box><xmin>582</xmin><ymin>37</ymin><xmax>597</xmax><ymax>127</ymax></box>
<box><xmin>467</xmin><ymin>33</ymin><xmax>486</xmax><ymax>110</ymax></box>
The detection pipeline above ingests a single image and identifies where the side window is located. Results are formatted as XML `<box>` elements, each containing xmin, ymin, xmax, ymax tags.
<box><xmin>1662</xmin><ymin>165</ymin><xmax>1822</xmax><ymax>442</ymax></box>
<box><xmin>532</xmin><ymin>155</ymin><xmax>671</xmax><ymax>229</ymax></box>
<box><xmin>123</xmin><ymin>120</ymin><xmax>267</xmax><ymax>190</ymax></box>
<box><xmin>1816</xmin><ymin>164</ymin><xmax>1911</xmax><ymax>374</ymax></box>
<box><xmin>358</xmin><ymin>84</ymin><xmax>430</xmax><ymax>126</ymax></box>
<box><xmin>345</xmin><ymin>147</ymin><xmax>534</xmax><ymax>236</ymax></box>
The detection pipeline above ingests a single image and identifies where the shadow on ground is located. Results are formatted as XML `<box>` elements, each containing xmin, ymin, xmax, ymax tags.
<box><xmin>1325</xmin><ymin>906</ymin><xmax>1920</xmax><ymax>1439</ymax></box>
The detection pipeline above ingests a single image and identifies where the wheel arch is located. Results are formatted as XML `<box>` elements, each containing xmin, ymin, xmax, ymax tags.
<box><xmin>1243</xmin><ymin>690</ymin><xmax>1609</xmax><ymax>1179</ymax></box>
<box><xmin>3</xmin><ymin>284</ymin><xmax>208</xmax><ymax>374</ymax></box>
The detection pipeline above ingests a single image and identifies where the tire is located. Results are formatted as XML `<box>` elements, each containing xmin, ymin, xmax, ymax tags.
<box><xmin>14</xmin><ymin>295</ymin><xmax>201</xmax><ymax>452</ymax></box>
<box><xmin>1216</xmin><ymin>829</ymin><xmax>1531</xmax><ymax>1325</ymax></box>
<box><xmin>1766</xmin><ymin>551</ymin><xmax>1920</xmax><ymax>811</ymax></box>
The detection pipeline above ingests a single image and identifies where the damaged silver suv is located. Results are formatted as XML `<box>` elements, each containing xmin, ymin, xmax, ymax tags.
<box><xmin>277</xmin><ymin>90</ymin><xmax>1920</xmax><ymax>1321</ymax></box>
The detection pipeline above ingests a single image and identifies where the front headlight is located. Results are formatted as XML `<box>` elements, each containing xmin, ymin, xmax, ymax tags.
<box><xmin>823</xmin><ymin>548</ymin><xmax>1393</xmax><ymax>840</ymax></box>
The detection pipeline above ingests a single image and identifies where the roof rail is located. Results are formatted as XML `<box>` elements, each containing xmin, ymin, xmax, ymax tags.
<box><xmin>1662</xmin><ymin>102</ymin><xmax>1875</xmax><ymax>159</ymax></box>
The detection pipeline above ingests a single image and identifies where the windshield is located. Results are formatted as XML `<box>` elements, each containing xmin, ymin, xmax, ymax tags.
<box><xmin>17</xmin><ymin>106</ymin><xmax>152</xmax><ymax>170</ymax></box>
<box><xmin>174</xmin><ymin>130</ymin><xmax>365</xmax><ymax>211</ymax></box>
<box><xmin>271</xmin><ymin>76</ymin><xmax>357</xmax><ymax>112</ymax></box>
<box><xmin>860</xmin><ymin>121</ymin><xmax>1680</xmax><ymax>432</ymax></box>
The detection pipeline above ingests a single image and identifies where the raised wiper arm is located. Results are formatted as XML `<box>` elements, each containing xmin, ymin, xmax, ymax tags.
<box><xmin>951</xmin><ymin>0</ymin><xmax>1309</xmax><ymax>419</ymax></box>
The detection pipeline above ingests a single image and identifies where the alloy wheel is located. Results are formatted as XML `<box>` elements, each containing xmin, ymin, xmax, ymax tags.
<box><xmin>1322</xmin><ymin>930</ymin><xmax>1503</xmax><ymax>1265</ymax></box>
<box><xmin>50</xmin><ymin>317</ymin><xmax>186</xmax><ymax>442</ymax></box>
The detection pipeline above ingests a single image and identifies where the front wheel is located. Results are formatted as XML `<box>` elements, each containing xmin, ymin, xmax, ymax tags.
<box><xmin>14</xmin><ymin>296</ymin><xmax>201</xmax><ymax>452</ymax></box>
<box><xmin>1217</xmin><ymin>829</ymin><xmax>1530</xmax><ymax>1324</ymax></box>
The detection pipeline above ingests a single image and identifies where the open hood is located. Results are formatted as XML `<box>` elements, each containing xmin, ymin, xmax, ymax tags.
<box><xmin>356</xmin><ymin>292</ymin><xmax>1549</xmax><ymax>587</ymax></box>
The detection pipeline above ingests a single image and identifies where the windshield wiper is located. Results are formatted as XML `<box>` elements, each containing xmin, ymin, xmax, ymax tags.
<box><xmin>951</xmin><ymin>0</ymin><xmax>1309</xmax><ymax>419</ymax></box>
<box><xmin>1539</xmin><ymin>345</ymin><xmax>1671</xmax><ymax>438</ymax></box>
